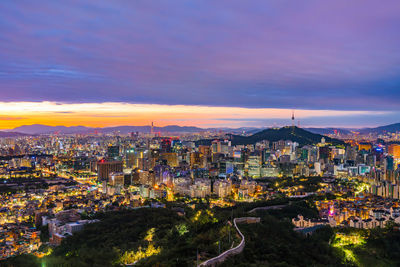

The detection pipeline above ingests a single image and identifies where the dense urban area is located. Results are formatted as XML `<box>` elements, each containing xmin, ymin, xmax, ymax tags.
<box><xmin>2</xmin><ymin>123</ymin><xmax>400</xmax><ymax>266</ymax></box>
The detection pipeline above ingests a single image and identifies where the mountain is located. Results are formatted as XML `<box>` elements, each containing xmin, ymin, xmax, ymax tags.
<box><xmin>10</xmin><ymin>122</ymin><xmax>400</xmax><ymax>136</ymax></box>
<box><xmin>229</xmin><ymin>126</ymin><xmax>344</xmax><ymax>146</ymax></box>
<box><xmin>0</xmin><ymin>131</ymin><xmax>29</xmax><ymax>138</ymax></box>
<box><xmin>12</xmin><ymin>124</ymin><xmax>92</xmax><ymax>134</ymax></box>
<box><xmin>304</xmin><ymin>127</ymin><xmax>351</xmax><ymax>135</ymax></box>
<box><xmin>94</xmin><ymin>125</ymin><xmax>206</xmax><ymax>134</ymax></box>
<box><xmin>10</xmin><ymin>124</ymin><xmax>264</xmax><ymax>135</ymax></box>
<box><xmin>225</xmin><ymin>127</ymin><xmax>266</xmax><ymax>134</ymax></box>
<box><xmin>11</xmin><ymin>124</ymin><xmax>208</xmax><ymax>134</ymax></box>
<box><xmin>359</xmin><ymin>123</ymin><xmax>400</xmax><ymax>135</ymax></box>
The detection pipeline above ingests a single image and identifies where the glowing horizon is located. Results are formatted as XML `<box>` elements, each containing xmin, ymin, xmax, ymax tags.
<box><xmin>0</xmin><ymin>101</ymin><xmax>392</xmax><ymax>130</ymax></box>
<box><xmin>1</xmin><ymin>1</ymin><xmax>400</xmax><ymax>126</ymax></box>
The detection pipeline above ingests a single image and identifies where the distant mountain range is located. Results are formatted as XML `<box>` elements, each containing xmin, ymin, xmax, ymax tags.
<box><xmin>1</xmin><ymin>122</ymin><xmax>400</xmax><ymax>136</ymax></box>
<box><xmin>303</xmin><ymin>128</ymin><xmax>352</xmax><ymax>135</ymax></box>
<box><xmin>358</xmin><ymin>123</ymin><xmax>400</xmax><ymax>134</ymax></box>
<box><xmin>10</xmin><ymin>124</ymin><xmax>208</xmax><ymax>135</ymax></box>
<box><xmin>0</xmin><ymin>131</ymin><xmax>29</xmax><ymax>138</ymax></box>
<box><xmin>11</xmin><ymin>125</ymin><xmax>92</xmax><ymax>135</ymax></box>
<box><xmin>7</xmin><ymin>124</ymin><xmax>260</xmax><ymax>135</ymax></box>
<box><xmin>305</xmin><ymin>123</ymin><xmax>400</xmax><ymax>135</ymax></box>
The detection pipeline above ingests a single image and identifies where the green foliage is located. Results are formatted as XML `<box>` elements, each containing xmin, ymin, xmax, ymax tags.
<box><xmin>230</xmin><ymin>126</ymin><xmax>344</xmax><ymax>146</ymax></box>
<box><xmin>50</xmin><ymin>208</ymin><xmax>184</xmax><ymax>266</ymax></box>
<box><xmin>1</xmin><ymin>254</ymin><xmax>40</xmax><ymax>267</ymax></box>
<box><xmin>221</xmin><ymin>214</ymin><xmax>343</xmax><ymax>267</ymax></box>
<box><xmin>272</xmin><ymin>176</ymin><xmax>324</xmax><ymax>192</ymax></box>
<box><xmin>196</xmin><ymin>126</ymin><xmax>344</xmax><ymax>146</ymax></box>
<box><xmin>263</xmin><ymin>201</ymin><xmax>319</xmax><ymax>220</ymax></box>
<box><xmin>6</xmin><ymin>199</ymin><xmax>400</xmax><ymax>267</ymax></box>
<box><xmin>175</xmin><ymin>223</ymin><xmax>189</xmax><ymax>236</ymax></box>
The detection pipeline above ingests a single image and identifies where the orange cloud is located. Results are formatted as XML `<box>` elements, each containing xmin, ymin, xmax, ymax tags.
<box><xmin>0</xmin><ymin>101</ymin><xmax>388</xmax><ymax>129</ymax></box>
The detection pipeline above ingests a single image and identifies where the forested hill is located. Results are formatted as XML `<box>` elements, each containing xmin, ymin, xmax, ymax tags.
<box><xmin>229</xmin><ymin>126</ymin><xmax>344</xmax><ymax>146</ymax></box>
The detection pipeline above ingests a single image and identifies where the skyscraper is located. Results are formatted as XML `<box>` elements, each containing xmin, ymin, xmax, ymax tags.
<box><xmin>97</xmin><ymin>160</ymin><xmax>123</xmax><ymax>182</ymax></box>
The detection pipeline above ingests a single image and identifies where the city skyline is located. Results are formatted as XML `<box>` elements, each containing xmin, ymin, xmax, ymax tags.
<box><xmin>1</xmin><ymin>0</ymin><xmax>400</xmax><ymax>128</ymax></box>
<box><xmin>2</xmin><ymin>1</ymin><xmax>400</xmax><ymax>265</ymax></box>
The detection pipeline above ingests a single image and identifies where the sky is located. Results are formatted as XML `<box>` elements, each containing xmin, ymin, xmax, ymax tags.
<box><xmin>0</xmin><ymin>0</ymin><xmax>400</xmax><ymax>129</ymax></box>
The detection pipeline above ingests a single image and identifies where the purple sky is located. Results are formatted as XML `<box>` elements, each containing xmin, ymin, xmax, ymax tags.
<box><xmin>1</xmin><ymin>0</ymin><xmax>400</xmax><ymax>127</ymax></box>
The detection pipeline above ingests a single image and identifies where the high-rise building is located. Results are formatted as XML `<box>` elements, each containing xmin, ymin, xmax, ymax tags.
<box><xmin>160</xmin><ymin>138</ymin><xmax>172</xmax><ymax>153</ymax></box>
<box><xmin>247</xmin><ymin>154</ymin><xmax>262</xmax><ymax>178</ymax></box>
<box><xmin>190</xmin><ymin>152</ymin><xmax>205</xmax><ymax>169</ymax></box>
<box><xmin>125</xmin><ymin>148</ymin><xmax>135</xmax><ymax>168</ymax></box>
<box><xmin>388</xmin><ymin>144</ymin><xmax>400</xmax><ymax>159</ymax></box>
<box><xmin>358</xmin><ymin>142</ymin><xmax>372</xmax><ymax>152</ymax></box>
<box><xmin>161</xmin><ymin>153</ymin><xmax>179</xmax><ymax>167</ymax></box>
<box><xmin>109</xmin><ymin>172</ymin><xmax>124</xmax><ymax>186</ymax></box>
<box><xmin>107</xmin><ymin>145</ymin><xmax>120</xmax><ymax>160</ymax></box>
<box><xmin>97</xmin><ymin>160</ymin><xmax>123</xmax><ymax>182</ymax></box>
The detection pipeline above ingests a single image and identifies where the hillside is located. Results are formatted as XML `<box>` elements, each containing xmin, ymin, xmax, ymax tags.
<box><xmin>0</xmin><ymin>131</ymin><xmax>29</xmax><ymax>138</ymax></box>
<box><xmin>359</xmin><ymin>123</ymin><xmax>400</xmax><ymax>134</ymax></box>
<box><xmin>12</xmin><ymin>124</ymin><xmax>91</xmax><ymax>135</ymax></box>
<box><xmin>10</xmin><ymin>122</ymin><xmax>400</xmax><ymax>136</ymax></box>
<box><xmin>10</xmin><ymin>124</ymin><xmax>262</xmax><ymax>135</ymax></box>
<box><xmin>230</xmin><ymin>126</ymin><xmax>344</xmax><ymax>146</ymax></box>
<box><xmin>3</xmin><ymin>199</ymin><xmax>363</xmax><ymax>267</ymax></box>
<box><xmin>3</xmin><ymin>207</ymin><xmax>239</xmax><ymax>266</ymax></box>
<box><xmin>11</xmin><ymin>124</ymin><xmax>206</xmax><ymax>134</ymax></box>
<box><xmin>305</xmin><ymin>127</ymin><xmax>351</xmax><ymax>135</ymax></box>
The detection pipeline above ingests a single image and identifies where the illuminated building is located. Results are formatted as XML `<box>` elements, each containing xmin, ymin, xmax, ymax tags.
<box><xmin>190</xmin><ymin>179</ymin><xmax>211</xmax><ymax>198</ymax></box>
<box><xmin>247</xmin><ymin>155</ymin><xmax>261</xmax><ymax>178</ymax></box>
<box><xmin>213</xmin><ymin>180</ymin><xmax>232</xmax><ymax>198</ymax></box>
<box><xmin>358</xmin><ymin>142</ymin><xmax>372</xmax><ymax>151</ymax></box>
<box><xmin>211</xmin><ymin>140</ymin><xmax>230</xmax><ymax>154</ymax></box>
<box><xmin>314</xmin><ymin>162</ymin><xmax>322</xmax><ymax>175</ymax></box>
<box><xmin>160</xmin><ymin>139</ymin><xmax>172</xmax><ymax>153</ymax></box>
<box><xmin>318</xmin><ymin>146</ymin><xmax>330</xmax><ymax>161</ymax></box>
<box><xmin>107</xmin><ymin>145</ymin><xmax>120</xmax><ymax>160</ymax></box>
<box><xmin>124</xmin><ymin>148</ymin><xmax>135</xmax><ymax>168</ymax></box>
<box><xmin>161</xmin><ymin>153</ymin><xmax>179</xmax><ymax>167</ymax></box>
<box><xmin>388</xmin><ymin>144</ymin><xmax>400</xmax><ymax>159</ymax></box>
<box><xmin>109</xmin><ymin>172</ymin><xmax>124</xmax><ymax>187</ymax></box>
<box><xmin>198</xmin><ymin>145</ymin><xmax>210</xmax><ymax>157</ymax></box>
<box><xmin>190</xmin><ymin>152</ymin><xmax>205</xmax><ymax>169</ymax></box>
<box><xmin>219</xmin><ymin>161</ymin><xmax>234</xmax><ymax>175</ymax></box>
<box><xmin>97</xmin><ymin>160</ymin><xmax>123</xmax><ymax>182</ymax></box>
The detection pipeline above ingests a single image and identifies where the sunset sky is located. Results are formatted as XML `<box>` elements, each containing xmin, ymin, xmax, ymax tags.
<box><xmin>1</xmin><ymin>0</ymin><xmax>400</xmax><ymax>129</ymax></box>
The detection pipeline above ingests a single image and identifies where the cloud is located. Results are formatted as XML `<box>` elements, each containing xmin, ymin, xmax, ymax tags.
<box><xmin>0</xmin><ymin>116</ymin><xmax>25</xmax><ymax>120</ymax></box>
<box><xmin>0</xmin><ymin>0</ymin><xmax>399</xmax><ymax>114</ymax></box>
<box><xmin>0</xmin><ymin>101</ymin><xmax>394</xmax><ymax>129</ymax></box>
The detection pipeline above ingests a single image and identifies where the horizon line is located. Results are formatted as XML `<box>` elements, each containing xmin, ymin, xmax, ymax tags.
<box><xmin>1</xmin><ymin>123</ymin><xmax>398</xmax><ymax>132</ymax></box>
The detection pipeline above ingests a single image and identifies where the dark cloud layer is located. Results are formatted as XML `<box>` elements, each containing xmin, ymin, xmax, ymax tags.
<box><xmin>1</xmin><ymin>0</ymin><xmax>400</xmax><ymax>111</ymax></box>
